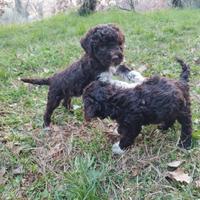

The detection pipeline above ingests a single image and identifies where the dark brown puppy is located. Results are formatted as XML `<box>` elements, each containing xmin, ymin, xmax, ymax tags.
<box><xmin>83</xmin><ymin>59</ymin><xmax>192</xmax><ymax>153</ymax></box>
<box><xmin>21</xmin><ymin>24</ymin><xmax>125</xmax><ymax>128</ymax></box>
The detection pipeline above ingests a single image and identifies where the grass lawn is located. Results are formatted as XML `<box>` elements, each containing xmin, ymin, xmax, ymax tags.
<box><xmin>0</xmin><ymin>8</ymin><xmax>200</xmax><ymax>199</ymax></box>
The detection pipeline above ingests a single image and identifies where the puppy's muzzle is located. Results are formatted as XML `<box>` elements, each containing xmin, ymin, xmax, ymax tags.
<box><xmin>111</xmin><ymin>53</ymin><xmax>123</xmax><ymax>65</ymax></box>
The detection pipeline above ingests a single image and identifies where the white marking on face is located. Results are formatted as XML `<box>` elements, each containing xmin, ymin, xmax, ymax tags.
<box><xmin>112</xmin><ymin>141</ymin><xmax>125</xmax><ymax>155</ymax></box>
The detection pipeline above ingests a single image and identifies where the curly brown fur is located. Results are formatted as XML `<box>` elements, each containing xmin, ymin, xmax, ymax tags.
<box><xmin>21</xmin><ymin>24</ymin><xmax>125</xmax><ymax>127</ymax></box>
<box><xmin>83</xmin><ymin>59</ymin><xmax>192</xmax><ymax>150</ymax></box>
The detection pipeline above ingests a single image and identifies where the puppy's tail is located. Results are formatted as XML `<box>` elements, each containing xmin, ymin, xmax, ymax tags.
<box><xmin>176</xmin><ymin>57</ymin><xmax>190</xmax><ymax>82</ymax></box>
<box><xmin>21</xmin><ymin>77</ymin><xmax>50</xmax><ymax>85</ymax></box>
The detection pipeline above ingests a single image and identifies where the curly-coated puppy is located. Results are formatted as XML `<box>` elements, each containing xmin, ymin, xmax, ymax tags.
<box><xmin>21</xmin><ymin>24</ymin><xmax>125</xmax><ymax>128</ymax></box>
<box><xmin>83</xmin><ymin>59</ymin><xmax>192</xmax><ymax>154</ymax></box>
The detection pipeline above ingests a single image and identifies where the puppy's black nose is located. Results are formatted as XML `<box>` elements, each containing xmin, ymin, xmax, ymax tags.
<box><xmin>112</xmin><ymin>55</ymin><xmax>119</xmax><ymax>61</ymax></box>
<box><xmin>112</xmin><ymin>54</ymin><xmax>123</xmax><ymax>65</ymax></box>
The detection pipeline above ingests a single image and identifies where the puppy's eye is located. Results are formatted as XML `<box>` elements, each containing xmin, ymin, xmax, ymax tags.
<box><xmin>118</xmin><ymin>41</ymin><xmax>123</xmax><ymax>46</ymax></box>
<box><xmin>119</xmin><ymin>46</ymin><xmax>123</xmax><ymax>51</ymax></box>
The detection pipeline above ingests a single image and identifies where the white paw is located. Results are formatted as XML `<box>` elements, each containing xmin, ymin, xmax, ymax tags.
<box><xmin>98</xmin><ymin>72</ymin><xmax>111</xmax><ymax>82</ymax></box>
<box><xmin>43</xmin><ymin>126</ymin><xmax>51</xmax><ymax>131</ymax></box>
<box><xmin>111</xmin><ymin>80</ymin><xmax>131</xmax><ymax>88</ymax></box>
<box><xmin>113</xmin><ymin>80</ymin><xmax>140</xmax><ymax>89</ymax></box>
<box><xmin>73</xmin><ymin>104</ymin><xmax>81</xmax><ymax>110</ymax></box>
<box><xmin>127</xmin><ymin>71</ymin><xmax>145</xmax><ymax>83</ymax></box>
<box><xmin>112</xmin><ymin>142</ymin><xmax>125</xmax><ymax>155</ymax></box>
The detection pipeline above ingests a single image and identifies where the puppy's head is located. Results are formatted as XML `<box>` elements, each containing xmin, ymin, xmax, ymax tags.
<box><xmin>83</xmin><ymin>81</ymin><xmax>112</xmax><ymax>121</ymax></box>
<box><xmin>80</xmin><ymin>24</ymin><xmax>125</xmax><ymax>67</ymax></box>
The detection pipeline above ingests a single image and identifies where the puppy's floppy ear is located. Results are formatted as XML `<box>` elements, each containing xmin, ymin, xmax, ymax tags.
<box><xmin>80</xmin><ymin>32</ymin><xmax>93</xmax><ymax>55</ymax></box>
<box><xmin>80</xmin><ymin>25</ymin><xmax>101</xmax><ymax>55</ymax></box>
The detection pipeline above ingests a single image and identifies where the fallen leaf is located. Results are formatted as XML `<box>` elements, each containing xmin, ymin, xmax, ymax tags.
<box><xmin>0</xmin><ymin>167</ymin><xmax>6</xmax><ymax>177</ymax></box>
<box><xmin>195</xmin><ymin>179</ymin><xmax>200</xmax><ymax>188</ymax></box>
<box><xmin>166</xmin><ymin>168</ymin><xmax>192</xmax><ymax>184</ymax></box>
<box><xmin>131</xmin><ymin>166</ymin><xmax>140</xmax><ymax>177</ymax></box>
<box><xmin>167</xmin><ymin>160</ymin><xmax>185</xmax><ymax>169</ymax></box>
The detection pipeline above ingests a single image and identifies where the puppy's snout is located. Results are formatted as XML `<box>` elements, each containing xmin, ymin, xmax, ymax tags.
<box><xmin>112</xmin><ymin>55</ymin><xmax>120</xmax><ymax>61</ymax></box>
<box><xmin>112</xmin><ymin>53</ymin><xmax>123</xmax><ymax>65</ymax></box>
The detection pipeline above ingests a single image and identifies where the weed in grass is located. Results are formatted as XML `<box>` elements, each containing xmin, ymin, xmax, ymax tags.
<box><xmin>61</xmin><ymin>155</ymin><xmax>107</xmax><ymax>200</ymax></box>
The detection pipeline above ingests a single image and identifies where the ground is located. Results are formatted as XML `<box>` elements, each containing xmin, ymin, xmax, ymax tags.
<box><xmin>0</xmin><ymin>9</ymin><xmax>200</xmax><ymax>200</ymax></box>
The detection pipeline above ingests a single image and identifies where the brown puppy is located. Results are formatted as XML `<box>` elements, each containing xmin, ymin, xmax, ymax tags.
<box><xmin>83</xmin><ymin>59</ymin><xmax>192</xmax><ymax>154</ymax></box>
<box><xmin>21</xmin><ymin>24</ymin><xmax>125</xmax><ymax>128</ymax></box>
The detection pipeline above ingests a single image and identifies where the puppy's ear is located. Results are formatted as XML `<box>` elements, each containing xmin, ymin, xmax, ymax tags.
<box><xmin>81</xmin><ymin>26</ymin><xmax>101</xmax><ymax>55</ymax></box>
<box><xmin>80</xmin><ymin>33</ymin><xmax>93</xmax><ymax>55</ymax></box>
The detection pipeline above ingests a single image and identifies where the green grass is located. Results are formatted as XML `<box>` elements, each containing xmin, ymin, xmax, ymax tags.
<box><xmin>1</xmin><ymin>9</ymin><xmax>200</xmax><ymax>199</ymax></box>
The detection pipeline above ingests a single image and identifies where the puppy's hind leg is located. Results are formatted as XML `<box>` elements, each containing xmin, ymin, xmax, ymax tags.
<box><xmin>177</xmin><ymin>109</ymin><xmax>192</xmax><ymax>149</ymax></box>
<box><xmin>43</xmin><ymin>88</ymin><xmax>62</xmax><ymax>128</ymax></box>
<box><xmin>62</xmin><ymin>96</ymin><xmax>72</xmax><ymax>111</ymax></box>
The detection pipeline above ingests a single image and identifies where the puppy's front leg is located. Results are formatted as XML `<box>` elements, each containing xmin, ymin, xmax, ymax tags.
<box><xmin>112</xmin><ymin>125</ymin><xmax>141</xmax><ymax>154</ymax></box>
